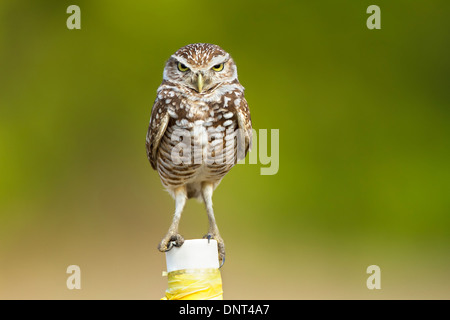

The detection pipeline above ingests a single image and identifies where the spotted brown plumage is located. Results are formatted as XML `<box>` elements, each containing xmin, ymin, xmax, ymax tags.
<box><xmin>145</xmin><ymin>43</ymin><xmax>252</xmax><ymax>264</ymax></box>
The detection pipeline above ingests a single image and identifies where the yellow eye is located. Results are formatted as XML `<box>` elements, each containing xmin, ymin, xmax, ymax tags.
<box><xmin>212</xmin><ymin>63</ymin><xmax>224</xmax><ymax>72</ymax></box>
<box><xmin>177</xmin><ymin>62</ymin><xmax>189</xmax><ymax>72</ymax></box>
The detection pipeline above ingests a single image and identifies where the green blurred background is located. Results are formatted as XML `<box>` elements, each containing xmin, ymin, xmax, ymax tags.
<box><xmin>1</xmin><ymin>0</ymin><xmax>449</xmax><ymax>299</ymax></box>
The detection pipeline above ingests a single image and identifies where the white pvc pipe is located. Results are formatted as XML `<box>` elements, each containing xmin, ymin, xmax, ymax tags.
<box><xmin>165</xmin><ymin>239</ymin><xmax>220</xmax><ymax>273</ymax></box>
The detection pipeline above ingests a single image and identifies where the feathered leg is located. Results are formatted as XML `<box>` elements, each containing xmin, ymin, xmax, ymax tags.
<box><xmin>158</xmin><ymin>186</ymin><xmax>186</xmax><ymax>252</ymax></box>
<box><xmin>201</xmin><ymin>182</ymin><xmax>225</xmax><ymax>266</ymax></box>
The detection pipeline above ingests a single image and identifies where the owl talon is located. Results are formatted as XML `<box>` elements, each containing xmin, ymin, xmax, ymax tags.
<box><xmin>158</xmin><ymin>234</ymin><xmax>184</xmax><ymax>252</ymax></box>
<box><xmin>204</xmin><ymin>233</ymin><xmax>212</xmax><ymax>243</ymax></box>
<box><xmin>203</xmin><ymin>233</ymin><xmax>225</xmax><ymax>267</ymax></box>
<box><xmin>203</xmin><ymin>233</ymin><xmax>213</xmax><ymax>242</ymax></box>
<box><xmin>218</xmin><ymin>248</ymin><xmax>225</xmax><ymax>268</ymax></box>
<box><xmin>219</xmin><ymin>254</ymin><xmax>225</xmax><ymax>268</ymax></box>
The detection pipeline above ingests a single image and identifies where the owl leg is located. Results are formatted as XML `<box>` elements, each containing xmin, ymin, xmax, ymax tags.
<box><xmin>158</xmin><ymin>186</ymin><xmax>186</xmax><ymax>252</ymax></box>
<box><xmin>201</xmin><ymin>182</ymin><xmax>225</xmax><ymax>266</ymax></box>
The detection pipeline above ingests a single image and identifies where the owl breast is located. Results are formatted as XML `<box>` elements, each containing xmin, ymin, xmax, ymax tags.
<box><xmin>156</xmin><ymin>89</ymin><xmax>240</xmax><ymax>198</ymax></box>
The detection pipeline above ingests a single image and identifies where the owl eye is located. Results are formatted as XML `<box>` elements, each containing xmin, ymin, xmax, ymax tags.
<box><xmin>177</xmin><ymin>62</ymin><xmax>189</xmax><ymax>72</ymax></box>
<box><xmin>212</xmin><ymin>63</ymin><xmax>224</xmax><ymax>72</ymax></box>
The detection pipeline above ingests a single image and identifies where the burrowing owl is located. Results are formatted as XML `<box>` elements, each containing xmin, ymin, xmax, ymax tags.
<box><xmin>146</xmin><ymin>43</ymin><xmax>252</xmax><ymax>264</ymax></box>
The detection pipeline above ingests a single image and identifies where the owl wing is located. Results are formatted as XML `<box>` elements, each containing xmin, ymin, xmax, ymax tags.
<box><xmin>234</xmin><ymin>96</ymin><xmax>253</xmax><ymax>161</ymax></box>
<box><xmin>146</xmin><ymin>98</ymin><xmax>170</xmax><ymax>170</ymax></box>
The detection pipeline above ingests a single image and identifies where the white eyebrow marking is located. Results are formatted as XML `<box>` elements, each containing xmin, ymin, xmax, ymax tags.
<box><xmin>205</xmin><ymin>54</ymin><xmax>229</xmax><ymax>69</ymax></box>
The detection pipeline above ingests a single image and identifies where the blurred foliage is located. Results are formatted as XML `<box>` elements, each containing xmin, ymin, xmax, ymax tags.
<box><xmin>0</xmin><ymin>0</ymin><xmax>449</xmax><ymax>298</ymax></box>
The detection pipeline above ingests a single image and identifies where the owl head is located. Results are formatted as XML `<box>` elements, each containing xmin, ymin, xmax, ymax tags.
<box><xmin>162</xmin><ymin>43</ymin><xmax>239</xmax><ymax>94</ymax></box>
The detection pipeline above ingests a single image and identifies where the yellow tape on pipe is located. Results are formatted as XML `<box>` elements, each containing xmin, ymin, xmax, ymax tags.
<box><xmin>162</xmin><ymin>268</ymin><xmax>223</xmax><ymax>300</ymax></box>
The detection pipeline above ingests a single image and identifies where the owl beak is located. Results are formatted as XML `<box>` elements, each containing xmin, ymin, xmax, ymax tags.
<box><xmin>197</xmin><ymin>73</ymin><xmax>204</xmax><ymax>93</ymax></box>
